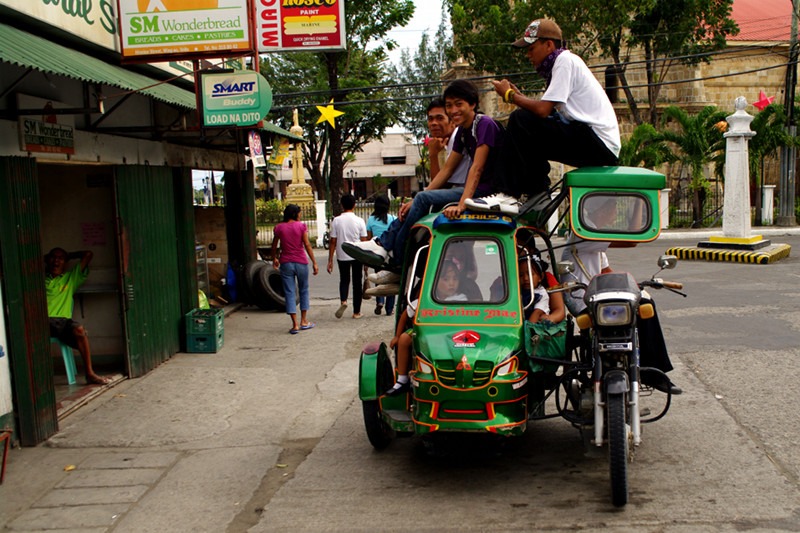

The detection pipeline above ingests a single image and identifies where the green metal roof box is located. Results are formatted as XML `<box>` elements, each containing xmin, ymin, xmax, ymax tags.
<box><xmin>565</xmin><ymin>166</ymin><xmax>666</xmax><ymax>190</ymax></box>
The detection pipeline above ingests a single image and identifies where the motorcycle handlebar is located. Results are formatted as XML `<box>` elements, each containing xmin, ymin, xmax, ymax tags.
<box><xmin>641</xmin><ymin>279</ymin><xmax>683</xmax><ymax>290</ymax></box>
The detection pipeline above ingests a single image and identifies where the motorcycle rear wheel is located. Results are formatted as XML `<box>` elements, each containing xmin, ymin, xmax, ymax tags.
<box><xmin>608</xmin><ymin>393</ymin><xmax>629</xmax><ymax>507</ymax></box>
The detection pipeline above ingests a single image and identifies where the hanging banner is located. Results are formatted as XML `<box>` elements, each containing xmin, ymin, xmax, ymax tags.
<box><xmin>248</xmin><ymin>130</ymin><xmax>266</xmax><ymax>166</ymax></box>
<box><xmin>200</xmin><ymin>70</ymin><xmax>273</xmax><ymax>127</ymax></box>
<box><xmin>255</xmin><ymin>0</ymin><xmax>346</xmax><ymax>52</ymax></box>
<box><xmin>117</xmin><ymin>0</ymin><xmax>253</xmax><ymax>61</ymax></box>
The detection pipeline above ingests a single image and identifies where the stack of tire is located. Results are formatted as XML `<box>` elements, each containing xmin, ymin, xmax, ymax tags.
<box><xmin>242</xmin><ymin>260</ymin><xmax>285</xmax><ymax>311</ymax></box>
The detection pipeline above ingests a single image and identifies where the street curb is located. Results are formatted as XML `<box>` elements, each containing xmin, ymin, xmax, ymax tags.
<box><xmin>657</xmin><ymin>227</ymin><xmax>800</xmax><ymax>240</ymax></box>
<box><xmin>665</xmin><ymin>243</ymin><xmax>792</xmax><ymax>264</ymax></box>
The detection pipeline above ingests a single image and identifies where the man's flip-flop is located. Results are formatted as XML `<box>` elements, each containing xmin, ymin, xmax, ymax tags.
<box><xmin>289</xmin><ymin>329</ymin><xmax>299</xmax><ymax>334</ymax></box>
<box><xmin>300</xmin><ymin>323</ymin><xmax>315</xmax><ymax>330</ymax></box>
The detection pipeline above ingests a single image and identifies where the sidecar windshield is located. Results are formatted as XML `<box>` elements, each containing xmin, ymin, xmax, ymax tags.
<box><xmin>433</xmin><ymin>237</ymin><xmax>506</xmax><ymax>304</ymax></box>
<box><xmin>580</xmin><ymin>193</ymin><xmax>651</xmax><ymax>234</ymax></box>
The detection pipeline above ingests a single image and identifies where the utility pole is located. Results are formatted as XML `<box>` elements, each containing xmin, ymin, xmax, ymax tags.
<box><xmin>777</xmin><ymin>0</ymin><xmax>799</xmax><ymax>226</ymax></box>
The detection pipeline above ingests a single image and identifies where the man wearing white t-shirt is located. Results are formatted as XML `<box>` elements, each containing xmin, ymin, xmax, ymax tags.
<box><xmin>466</xmin><ymin>18</ymin><xmax>621</xmax><ymax>215</ymax></box>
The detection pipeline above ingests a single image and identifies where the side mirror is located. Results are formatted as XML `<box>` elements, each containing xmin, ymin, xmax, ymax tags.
<box><xmin>657</xmin><ymin>255</ymin><xmax>677</xmax><ymax>270</ymax></box>
<box><xmin>557</xmin><ymin>261</ymin><xmax>575</xmax><ymax>275</ymax></box>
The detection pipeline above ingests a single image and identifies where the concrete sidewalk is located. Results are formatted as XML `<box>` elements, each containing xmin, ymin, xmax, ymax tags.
<box><xmin>0</xmin><ymin>300</ymin><xmax>396</xmax><ymax>532</ymax></box>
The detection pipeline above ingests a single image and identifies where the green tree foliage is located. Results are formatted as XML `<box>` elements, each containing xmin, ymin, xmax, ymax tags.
<box><xmin>617</xmin><ymin>123</ymin><xmax>676</xmax><ymax>168</ymax></box>
<box><xmin>656</xmin><ymin>105</ymin><xmax>727</xmax><ymax>222</ymax></box>
<box><xmin>389</xmin><ymin>19</ymin><xmax>452</xmax><ymax>143</ymax></box>
<box><xmin>446</xmin><ymin>0</ymin><xmax>738</xmax><ymax>125</ymax></box>
<box><xmin>261</xmin><ymin>0</ymin><xmax>414</xmax><ymax>211</ymax></box>
<box><xmin>388</xmin><ymin>16</ymin><xmax>452</xmax><ymax>183</ymax></box>
<box><xmin>748</xmin><ymin>103</ymin><xmax>800</xmax><ymax>223</ymax></box>
<box><xmin>628</xmin><ymin>0</ymin><xmax>738</xmax><ymax>125</ymax></box>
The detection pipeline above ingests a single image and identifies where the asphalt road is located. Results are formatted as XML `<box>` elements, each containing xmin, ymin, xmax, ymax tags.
<box><xmin>4</xmin><ymin>233</ymin><xmax>799</xmax><ymax>532</ymax></box>
<box><xmin>253</xmin><ymin>234</ymin><xmax>800</xmax><ymax>531</ymax></box>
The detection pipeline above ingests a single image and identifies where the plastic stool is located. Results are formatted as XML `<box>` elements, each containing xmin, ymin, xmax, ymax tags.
<box><xmin>50</xmin><ymin>337</ymin><xmax>77</xmax><ymax>385</ymax></box>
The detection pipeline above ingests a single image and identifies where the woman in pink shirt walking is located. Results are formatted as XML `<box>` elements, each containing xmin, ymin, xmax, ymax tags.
<box><xmin>272</xmin><ymin>204</ymin><xmax>319</xmax><ymax>334</ymax></box>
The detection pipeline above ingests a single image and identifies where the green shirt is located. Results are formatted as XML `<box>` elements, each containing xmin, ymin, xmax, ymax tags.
<box><xmin>46</xmin><ymin>265</ymin><xmax>88</xmax><ymax>318</ymax></box>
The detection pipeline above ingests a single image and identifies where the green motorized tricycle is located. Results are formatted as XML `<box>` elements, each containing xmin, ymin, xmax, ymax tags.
<box><xmin>358</xmin><ymin>167</ymin><xmax>684</xmax><ymax>507</ymax></box>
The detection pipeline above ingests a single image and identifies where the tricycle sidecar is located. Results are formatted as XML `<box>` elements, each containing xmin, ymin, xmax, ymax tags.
<box><xmin>358</xmin><ymin>212</ymin><xmax>564</xmax><ymax>439</ymax></box>
<box><xmin>358</xmin><ymin>166</ymin><xmax>681</xmax><ymax>508</ymax></box>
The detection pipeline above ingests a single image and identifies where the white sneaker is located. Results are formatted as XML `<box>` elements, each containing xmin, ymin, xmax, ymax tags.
<box><xmin>342</xmin><ymin>239</ymin><xmax>389</xmax><ymax>268</ymax></box>
<box><xmin>368</xmin><ymin>270</ymin><xmax>401</xmax><ymax>285</ymax></box>
<box><xmin>364</xmin><ymin>283</ymin><xmax>400</xmax><ymax>297</ymax></box>
<box><xmin>465</xmin><ymin>193</ymin><xmax>521</xmax><ymax>215</ymax></box>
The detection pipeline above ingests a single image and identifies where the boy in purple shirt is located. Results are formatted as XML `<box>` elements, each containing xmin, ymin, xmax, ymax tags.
<box><xmin>344</xmin><ymin>80</ymin><xmax>503</xmax><ymax>269</ymax></box>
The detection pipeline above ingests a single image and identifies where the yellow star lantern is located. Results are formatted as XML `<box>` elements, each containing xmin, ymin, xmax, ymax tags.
<box><xmin>316</xmin><ymin>99</ymin><xmax>344</xmax><ymax>128</ymax></box>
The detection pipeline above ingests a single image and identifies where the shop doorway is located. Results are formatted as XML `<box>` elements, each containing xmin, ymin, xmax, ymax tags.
<box><xmin>38</xmin><ymin>163</ymin><xmax>126</xmax><ymax>410</ymax></box>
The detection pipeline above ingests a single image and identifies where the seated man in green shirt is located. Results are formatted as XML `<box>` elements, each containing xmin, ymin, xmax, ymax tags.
<box><xmin>46</xmin><ymin>247</ymin><xmax>110</xmax><ymax>385</ymax></box>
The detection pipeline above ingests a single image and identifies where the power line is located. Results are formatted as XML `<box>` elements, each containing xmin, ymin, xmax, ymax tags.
<box><xmin>269</xmin><ymin>57</ymin><xmax>799</xmax><ymax>114</ymax></box>
<box><xmin>271</xmin><ymin>43</ymin><xmax>790</xmax><ymax>104</ymax></box>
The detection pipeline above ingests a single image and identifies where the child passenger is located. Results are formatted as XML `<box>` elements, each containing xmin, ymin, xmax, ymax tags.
<box><xmin>385</xmin><ymin>260</ymin><xmax>466</xmax><ymax>396</ymax></box>
<box><xmin>519</xmin><ymin>256</ymin><xmax>551</xmax><ymax>323</ymax></box>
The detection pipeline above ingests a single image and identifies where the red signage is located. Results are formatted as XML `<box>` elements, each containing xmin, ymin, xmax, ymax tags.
<box><xmin>255</xmin><ymin>0</ymin><xmax>346</xmax><ymax>52</ymax></box>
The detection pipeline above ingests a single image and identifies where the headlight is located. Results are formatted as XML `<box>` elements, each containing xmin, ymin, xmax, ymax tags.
<box><xmin>495</xmin><ymin>356</ymin><xmax>517</xmax><ymax>376</ymax></box>
<box><xmin>596</xmin><ymin>303</ymin><xmax>631</xmax><ymax>326</ymax></box>
<box><xmin>416</xmin><ymin>358</ymin><xmax>434</xmax><ymax>374</ymax></box>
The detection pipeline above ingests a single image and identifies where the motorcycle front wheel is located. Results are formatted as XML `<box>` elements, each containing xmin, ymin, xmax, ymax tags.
<box><xmin>607</xmin><ymin>392</ymin><xmax>629</xmax><ymax>507</ymax></box>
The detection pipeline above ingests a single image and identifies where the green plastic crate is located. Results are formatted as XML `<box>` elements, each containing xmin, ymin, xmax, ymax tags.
<box><xmin>186</xmin><ymin>308</ymin><xmax>224</xmax><ymax>335</ymax></box>
<box><xmin>187</xmin><ymin>331</ymin><xmax>224</xmax><ymax>353</ymax></box>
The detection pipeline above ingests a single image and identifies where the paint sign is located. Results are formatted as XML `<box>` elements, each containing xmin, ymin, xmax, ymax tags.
<box><xmin>255</xmin><ymin>0</ymin><xmax>346</xmax><ymax>52</ymax></box>
<box><xmin>118</xmin><ymin>0</ymin><xmax>253</xmax><ymax>60</ymax></box>
<box><xmin>200</xmin><ymin>70</ymin><xmax>273</xmax><ymax>127</ymax></box>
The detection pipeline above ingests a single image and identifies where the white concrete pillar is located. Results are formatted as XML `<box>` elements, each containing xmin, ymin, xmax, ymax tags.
<box><xmin>314</xmin><ymin>200</ymin><xmax>327</xmax><ymax>247</ymax></box>
<box><xmin>762</xmin><ymin>185</ymin><xmax>776</xmax><ymax>225</ymax></box>
<box><xmin>547</xmin><ymin>192</ymin><xmax>560</xmax><ymax>233</ymax></box>
<box><xmin>660</xmin><ymin>188</ymin><xmax>671</xmax><ymax>229</ymax></box>
<box><xmin>722</xmin><ymin>97</ymin><xmax>756</xmax><ymax>239</ymax></box>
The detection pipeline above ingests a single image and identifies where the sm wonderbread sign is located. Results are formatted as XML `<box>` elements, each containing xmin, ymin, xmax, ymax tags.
<box><xmin>117</xmin><ymin>0</ymin><xmax>252</xmax><ymax>60</ymax></box>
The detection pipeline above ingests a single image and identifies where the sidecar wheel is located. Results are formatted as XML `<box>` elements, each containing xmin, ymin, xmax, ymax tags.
<box><xmin>362</xmin><ymin>400</ymin><xmax>394</xmax><ymax>450</ymax></box>
<box><xmin>608</xmin><ymin>393</ymin><xmax>629</xmax><ymax>507</ymax></box>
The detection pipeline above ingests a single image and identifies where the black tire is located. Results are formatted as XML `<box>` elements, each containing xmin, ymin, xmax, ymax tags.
<box><xmin>608</xmin><ymin>393</ymin><xmax>629</xmax><ymax>507</ymax></box>
<box><xmin>362</xmin><ymin>400</ymin><xmax>394</xmax><ymax>450</ymax></box>
<box><xmin>323</xmin><ymin>232</ymin><xmax>330</xmax><ymax>250</ymax></box>
<box><xmin>243</xmin><ymin>260</ymin><xmax>267</xmax><ymax>304</ymax></box>
<box><xmin>254</xmin><ymin>264</ymin><xmax>286</xmax><ymax>310</ymax></box>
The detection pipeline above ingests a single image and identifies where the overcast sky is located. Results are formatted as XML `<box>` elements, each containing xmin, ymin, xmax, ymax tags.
<box><xmin>384</xmin><ymin>0</ymin><xmax>447</xmax><ymax>65</ymax></box>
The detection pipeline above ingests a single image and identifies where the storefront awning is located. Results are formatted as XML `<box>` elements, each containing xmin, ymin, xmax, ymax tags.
<box><xmin>0</xmin><ymin>22</ymin><xmax>302</xmax><ymax>144</ymax></box>
<box><xmin>261</xmin><ymin>121</ymin><xmax>304</xmax><ymax>143</ymax></box>
<box><xmin>0</xmin><ymin>22</ymin><xmax>197</xmax><ymax>109</ymax></box>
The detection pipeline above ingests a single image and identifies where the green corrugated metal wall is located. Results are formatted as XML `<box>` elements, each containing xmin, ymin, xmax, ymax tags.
<box><xmin>115</xmin><ymin>166</ymin><xmax>182</xmax><ymax>377</ymax></box>
<box><xmin>0</xmin><ymin>156</ymin><xmax>56</xmax><ymax>445</ymax></box>
<box><xmin>173</xmin><ymin>167</ymin><xmax>199</xmax><ymax>351</ymax></box>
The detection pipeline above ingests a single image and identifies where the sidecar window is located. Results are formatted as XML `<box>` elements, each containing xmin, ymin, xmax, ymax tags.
<box><xmin>579</xmin><ymin>192</ymin><xmax>652</xmax><ymax>234</ymax></box>
<box><xmin>435</xmin><ymin>238</ymin><xmax>505</xmax><ymax>304</ymax></box>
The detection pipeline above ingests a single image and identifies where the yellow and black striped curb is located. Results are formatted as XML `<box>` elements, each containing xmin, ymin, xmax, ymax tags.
<box><xmin>666</xmin><ymin>244</ymin><xmax>792</xmax><ymax>264</ymax></box>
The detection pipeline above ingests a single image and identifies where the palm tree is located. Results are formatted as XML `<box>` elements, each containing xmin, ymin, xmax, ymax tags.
<box><xmin>748</xmin><ymin>103</ymin><xmax>800</xmax><ymax>224</ymax></box>
<box><xmin>656</xmin><ymin>105</ymin><xmax>728</xmax><ymax>224</ymax></box>
<box><xmin>618</xmin><ymin>123</ymin><xmax>677</xmax><ymax>168</ymax></box>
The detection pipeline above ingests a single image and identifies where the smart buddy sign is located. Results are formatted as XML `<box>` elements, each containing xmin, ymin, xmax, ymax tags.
<box><xmin>200</xmin><ymin>70</ymin><xmax>273</xmax><ymax>127</ymax></box>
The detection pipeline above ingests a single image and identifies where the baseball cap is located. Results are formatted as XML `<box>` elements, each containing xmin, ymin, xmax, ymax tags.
<box><xmin>512</xmin><ymin>19</ymin><xmax>563</xmax><ymax>48</ymax></box>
